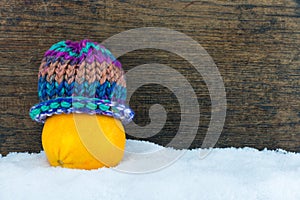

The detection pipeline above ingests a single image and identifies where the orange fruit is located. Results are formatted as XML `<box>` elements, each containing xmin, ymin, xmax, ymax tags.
<box><xmin>42</xmin><ymin>113</ymin><xmax>125</xmax><ymax>170</ymax></box>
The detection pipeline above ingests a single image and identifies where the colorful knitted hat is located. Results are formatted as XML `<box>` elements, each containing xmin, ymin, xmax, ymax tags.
<box><xmin>29</xmin><ymin>39</ymin><xmax>134</xmax><ymax>124</ymax></box>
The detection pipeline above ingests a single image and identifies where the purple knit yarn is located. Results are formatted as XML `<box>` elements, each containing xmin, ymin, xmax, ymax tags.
<box><xmin>44</xmin><ymin>40</ymin><xmax>114</xmax><ymax>65</ymax></box>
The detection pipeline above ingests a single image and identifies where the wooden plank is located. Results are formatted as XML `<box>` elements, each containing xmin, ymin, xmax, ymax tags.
<box><xmin>0</xmin><ymin>0</ymin><xmax>299</xmax><ymax>155</ymax></box>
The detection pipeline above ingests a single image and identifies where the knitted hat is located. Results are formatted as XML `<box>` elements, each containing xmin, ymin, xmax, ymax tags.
<box><xmin>29</xmin><ymin>39</ymin><xmax>134</xmax><ymax>124</ymax></box>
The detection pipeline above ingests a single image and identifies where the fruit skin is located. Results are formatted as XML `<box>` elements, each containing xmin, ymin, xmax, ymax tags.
<box><xmin>42</xmin><ymin>113</ymin><xmax>125</xmax><ymax>170</ymax></box>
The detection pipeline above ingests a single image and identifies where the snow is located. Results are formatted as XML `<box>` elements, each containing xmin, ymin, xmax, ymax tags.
<box><xmin>1</xmin><ymin>140</ymin><xmax>300</xmax><ymax>200</ymax></box>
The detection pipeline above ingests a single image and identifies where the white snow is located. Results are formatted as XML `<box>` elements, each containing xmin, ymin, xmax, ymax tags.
<box><xmin>1</xmin><ymin>140</ymin><xmax>300</xmax><ymax>200</ymax></box>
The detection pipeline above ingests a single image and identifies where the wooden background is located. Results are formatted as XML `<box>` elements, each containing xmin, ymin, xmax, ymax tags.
<box><xmin>0</xmin><ymin>0</ymin><xmax>299</xmax><ymax>155</ymax></box>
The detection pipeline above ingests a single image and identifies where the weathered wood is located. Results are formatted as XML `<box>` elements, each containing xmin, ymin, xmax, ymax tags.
<box><xmin>0</xmin><ymin>0</ymin><xmax>299</xmax><ymax>155</ymax></box>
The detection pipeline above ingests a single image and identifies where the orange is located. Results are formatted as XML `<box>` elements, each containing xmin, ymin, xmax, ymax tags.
<box><xmin>42</xmin><ymin>113</ymin><xmax>125</xmax><ymax>170</ymax></box>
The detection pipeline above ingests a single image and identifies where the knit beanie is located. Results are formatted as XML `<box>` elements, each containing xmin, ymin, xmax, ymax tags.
<box><xmin>29</xmin><ymin>39</ymin><xmax>134</xmax><ymax>124</ymax></box>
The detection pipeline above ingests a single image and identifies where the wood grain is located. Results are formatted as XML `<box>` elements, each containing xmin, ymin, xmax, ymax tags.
<box><xmin>0</xmin><ymin>0</ymin><xmax>299</xmax><ymax>155</ymax></box>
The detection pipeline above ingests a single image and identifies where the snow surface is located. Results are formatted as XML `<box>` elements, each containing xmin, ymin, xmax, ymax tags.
<box><xmin>1</xmin><ymin>140</ymin><xmax>300</xmax><ymax>200</ymax></box>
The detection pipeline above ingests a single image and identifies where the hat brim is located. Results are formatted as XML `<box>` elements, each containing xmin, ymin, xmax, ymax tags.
<box><xmin>29</xmin><ymin>96</ymin><xmax>134</xmax><ymax>125</ymax></box>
